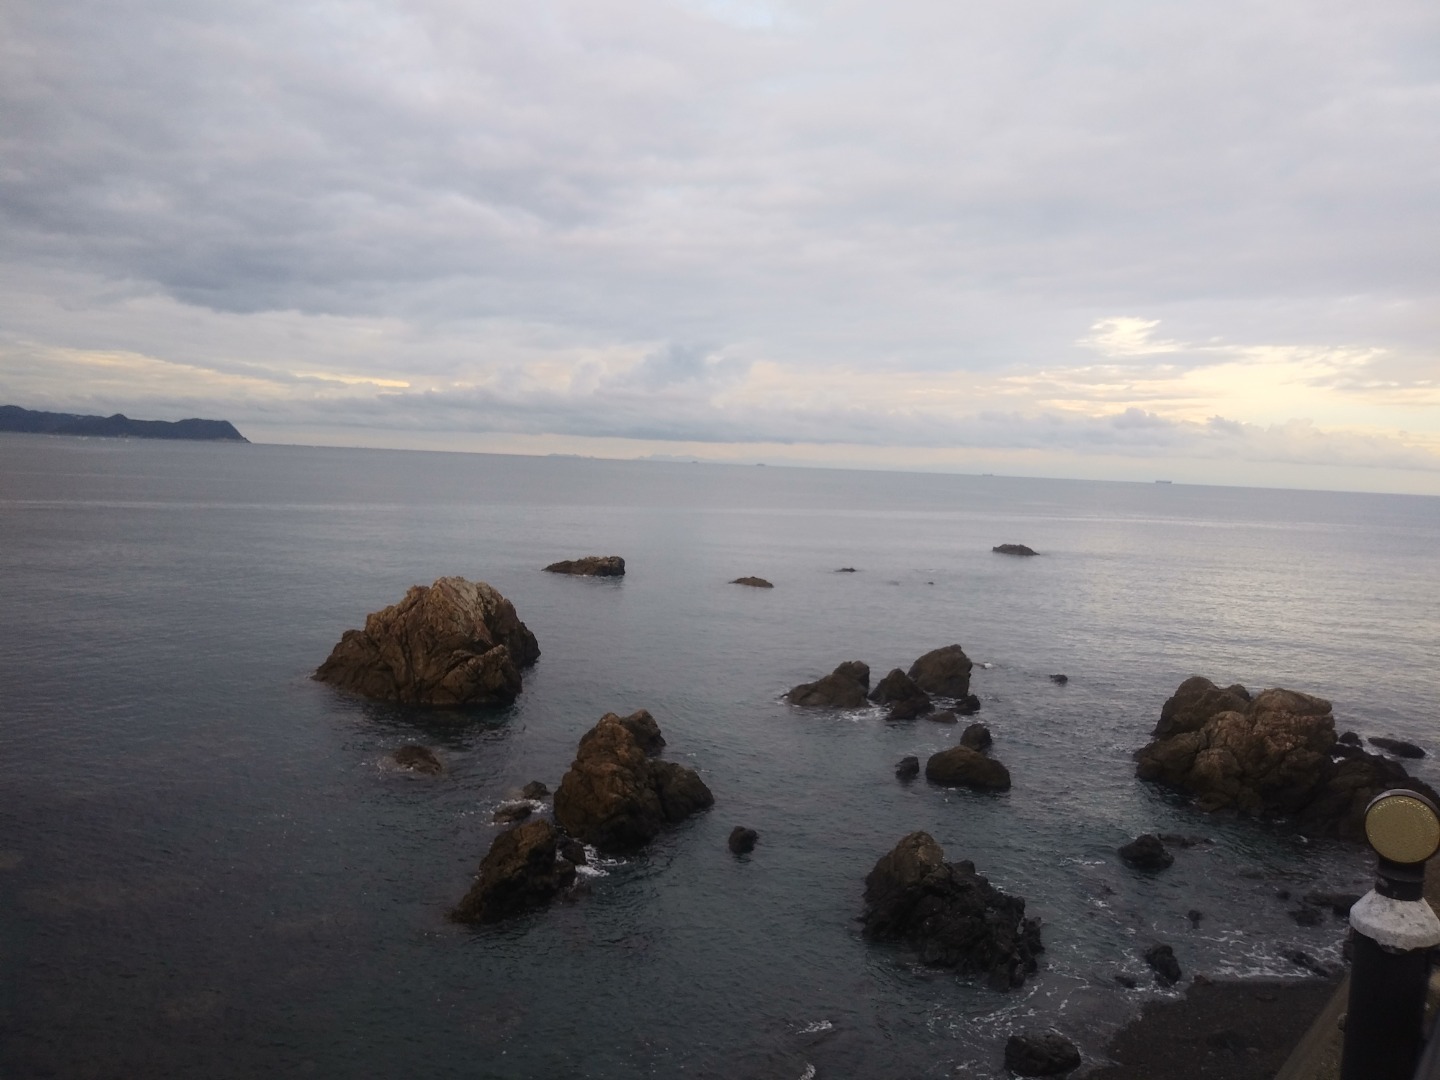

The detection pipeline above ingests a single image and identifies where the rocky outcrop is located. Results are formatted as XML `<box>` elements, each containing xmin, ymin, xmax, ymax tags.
<box><xmin>926</xmin><ymin>746</ymin><xmax>1011</xmax><ymax>791</ymax></box>
<box><xmin>553</xmin><ymin>711</ymin><xmax>713</xmax><ymax>853</ymax></box>
<box><xmin>729</xmin><ymin>826</ymin><xmax>758</xmax><ymax>854</ymax></box>
<box><xmin>993</xmin><ymin>544</ymin><xmax>1038</xmax><ymax>556</ymax></box>
<box><xmin>521</xmin><ymin>780</ymin><xmax>549</xmax><ymax>799</ymax></box>
<box><xmin>960</xmin><ymin>723</ymin><xmax>992</xmax><ymax>751</ymax></box>
<box><xmin>1118</xmin><ymin>834</ymin><xmax>1173</xmax><ymax>870</ymax></box>
<box><xmin>861</xmin><ymin>832</ymin><xmax>1042</xmax><ymax>990</ymax></box>
<box><xmin>1135</xmin><ymin>676</ymin><xmax>1439</xmax><ymax>839</ymax></box>
<box><xmin>731</xmin><ymin>576</ymin><xmax>774</xmax><ymax>588</ymax></box>
<box><xmin>314</xmin><ymin>577</ymin><xmax>539</xmax><ymax>706</ymax></box>
<box><xmin>1005</xmin><ymin>1033</ymin><xmax>1082</xmax><ymax>1076</ymax></box>
<box><xmin>895</xmin><ymin>756</ymin><xmax>920</xmax><ymax>781</ymax></box>
<box><xmin>544</xmin><ymin>555</ymin><xmax>625</xmax><ymax>577</ymax></box>
<box><xmin>1369</xmin><ymin>736</ymin><xmax>1425</xmax><ymax>758</ymax></box>
<box><xmin>390</xmin><ymin>745</ymin><xmax>443</xmax><ymax>774</ymax></box>
<box><xmin>908</xmin><ymin>645</ymin><xmax>974</xmax><ymax>699</ymax></box>
<box><xmin>786</xmin><ymin>661</ymin><xmax>870</xmax><ymax>707</ymax></box>
<box><xmin>451</xmin><ymin>819</ymin><xmax>577</xmax><ymax>924</ymax></box>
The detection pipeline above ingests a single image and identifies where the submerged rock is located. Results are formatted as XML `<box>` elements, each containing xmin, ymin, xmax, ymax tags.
<box><xmin>553</xmin><ymin>711</ymin><xmax>713</xmax><ymax>853</ymax></box>
<box><xmin>1005</xmin><ymin>1032</ymin><xmax>1082</xmax><ymax>1076</ymax></box>
<box><xmin>1144</xmin><ymin>943</ymin><xmax>1182</xmax><ymax>986</ymax></box>
<box><xmin>314</xmin><ymin>577</ymin><xmax>539</xmax><ymax>706</ymax></box>
<box><xmin>907</xmin><ymin>644</ymin><xmax>974</xmax><ymax>699</ymax></box>
<box><xmin>728</xmin><ymin>826</ymin><xmax>758</xmax><ymax>854</ymax></box>
<box><xmin>993</xmin><ymin>544</ymin><xmax>1038</xmax><ymax>556</ymax></box>
<box><xmin>895</xmin><ymin>756</ymin><xmax>920</xmax><ymax>781</ymax></box>
<box><xmin>543</xmin><ymin>555</ymin><xmax>625</xmax><ymax>577</ymax></box>
<box><xmin>925</xmin><ymin>745</ymin><xmax>1011</xmax><ymax>791</ymax></box>
<box><xmin>731</xmin><ymin>576</ymin><xmax>774</xmax><ymax>588</ymax></box>
<box><xmin>1050</xmin><ymin>674</ymin><xmax>1069</xmax><ymax>685</ymax></box>
<box><xmin>861</xmin><ymin>831</ymin><xmax>1042</xmax><ymax>990</ymax></box>
<box><xmin>390</xmin><ymin>745</ymin><xmax>443</xmax><ymax>774</ymax></box>
<box><xmin>451</xmin><ymin>819</ymin><xmax>577</xmax><ymax>924</ymax></box>
<box><xmin>493</xmin><ymin>802</ymin><xmax>533</xmax><ymax>825</ymax></box>
<box><xmin>1118</xmin><ymin>834</ymin><xmax>1173</xmax><ymax>871</ymax></box>
<box><xmin>787</xmin><ymin>661</ymin><xmax>870</xmax><ymax>708</ymax></box>
<box><xmin>1368</xmin><ymin>736</ymin><xmax>1425</xmax><ymax>758</ymax></box>
<box><xmin>1134</xmin><ymin>676</ymin><xmax>1439</xmax><ymax>839</ymax></box>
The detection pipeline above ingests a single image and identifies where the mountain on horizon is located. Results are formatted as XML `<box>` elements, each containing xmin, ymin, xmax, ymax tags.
<box><xmin>0</xmin><ymin>405</ymin><xmax>249</xmax><ymax>443</ymax></box>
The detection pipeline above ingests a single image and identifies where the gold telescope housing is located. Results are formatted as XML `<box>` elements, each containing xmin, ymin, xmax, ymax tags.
<box><xmin>1364</xmin><ymin>789</ymin><xmax>1440</xmax><ymax>867</ymax></box>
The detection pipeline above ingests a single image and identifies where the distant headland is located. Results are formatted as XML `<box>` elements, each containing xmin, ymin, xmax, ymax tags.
<box><xmin>0</xmin><ymin>405</ymin><xmax>248</xmax><ymax>442</ymax></box>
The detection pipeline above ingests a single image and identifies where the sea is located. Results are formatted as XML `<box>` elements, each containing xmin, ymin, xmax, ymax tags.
<box><xmin>2</xmin><ymin>433</ymin><xmax>1438</xmax><ymax>1079</ymax></box>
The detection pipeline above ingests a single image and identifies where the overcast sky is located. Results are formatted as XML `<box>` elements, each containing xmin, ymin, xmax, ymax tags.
<box><xmin>2</xmin><ymin>0</ymin><xmax>1438</xmax><ymax>492</ymax></box>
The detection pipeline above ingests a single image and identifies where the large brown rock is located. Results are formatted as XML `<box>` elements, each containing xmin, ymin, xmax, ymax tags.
<box><xmin>450</xmin><ymin>819</ymin><xmax>577</xmax><ymax>924</ymax></box>
<box><xmin>544</xmin><ymin>555</ymin><xmax>625</xmax><ymax>577</ymax></box>
<box><xmin>314</xmin><ymin>577</ymin><xmax>539</xmax><ymax>706</ymax></box>
<box><xmin>786</xmin><ymin>661</ymin><xmax>870</xmax><ymax>707</ymax></box>
<box><xmin>862</xmin><ymin>831</ymin><xmax>1042</xmax><ymax>990</ymax></box>
<box><xmin>553</xmin><ymin>711</ymin><xmax>714</xmax><ymax>852</ymax></box>
<box><xmin>926</xmin><ymin>745</ymin><xmax>1012</xmax><ymax>791</ymax></box>
<box><xmin>1135</xmin><ymin>676</ymin><xmax>1438</xmax><ymax>838</ymax></box>
<box><xmin>908</xmin><ymin>645</ymin><xmax>974</xmax><ymax>699</ymax></box>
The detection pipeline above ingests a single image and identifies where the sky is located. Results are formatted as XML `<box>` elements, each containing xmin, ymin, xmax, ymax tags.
<box><xmin>2</xmin><ymin>0</ymin><xmax>1438</xmax><ymax>493</ymax></box>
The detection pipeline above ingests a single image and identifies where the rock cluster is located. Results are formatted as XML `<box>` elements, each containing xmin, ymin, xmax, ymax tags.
<box><xmin>553</xmin><ymin>710</ymin><xmax>714</xmax><ymax>852</ymax></box>
<box><xmin>543</xmin><ymin>555</ymin><xmax>625</xmax><ymax>576</ymax></box>
<box><xmin>314</xmin><ymin>577</ymin><xmax>540</xmax><ymax>706</ymax></box>
<box><xmin>1134</xmin><ymin>676</ymin><xmax>1439</xmax><ymax>839</ymax></box>
<box><xmin>451</xmin><ymin>819</ymin><xmax>577</xmax><ymax>924</ymax></box>
<box><xmin>862</xmin><ymin>832</ymin><xmax>1042</xmax><ymax>990</ymax></box>
<box><xmin>787</xmin><ymin>645</ymin><xmax>981</xmax><ymax>714</ymax></box>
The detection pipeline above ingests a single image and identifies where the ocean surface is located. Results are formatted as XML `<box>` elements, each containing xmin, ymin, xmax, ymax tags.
<box><xmin>3</xmin><ymin>434</ymin><xmax>1439</xmax><ymax>1079</ymax></box>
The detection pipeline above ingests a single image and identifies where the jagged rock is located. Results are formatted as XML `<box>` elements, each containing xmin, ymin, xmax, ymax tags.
<box><xmin>553</xmin><ymin>711</ymin><xmax>713</xmax><ymax>853</ymax></box>
<box><xmin>1118</xmin><ymin>834</ymin><xmax>1173</xmax><ymax>871</ymax></box>
<box><xmin>957</xmin><ymin>693</ymin><xmax>982</xmax><ymax>715</ymax></box>
<box><xmin>521</xmin><ymin>781</ymin><xmax>549</xmax><ymax>799</ymax></box>
<box><xmin>787</xmin><ymin>661</ymin><xmax>870</xmax><ymax>708</ymax></box>
<box><xmin>314</xmin><ymin>577</ymin><xmax>539</xmax><ymax>706</ymax></box>
<box><xmin>960</xmin><ymin>723</ymin><xmax>992</xmax><ymax>751</ymax></box>
<box><xmin>1050</xmin><ymin>674</ymin><xmax>1069</xmax><ymax>685</ymax></box>
<box><xmin>729</xmin><ymin>826</ymin><xmax>758</xmax><ymax>854</ymax></box>
<box><xmin>1369</xmin><ymin>736</ymin><xmax>1425</xmax><ymax>758</ymax></box>
<box><xmin>731</xmin><ymin>576</ymin><xmax>773</xmax><ymax>588</ymax></box>
<box><xmin>451</xmin><ymin>819</ymin><xmax>576</xmax><ymax>923</ymax></box>
<box><xmin>557</xmin><ymin>836</ymin><xmax>587</xmax><ymax>865</ymax></box>
<box><xmin>895</xmin><ymin>756</ymin><xmax>920</xmax><ymax>781</ymax></box>
<box><xmin>1005</xmin><ymin>1032</ymin><xmax>1082</xmax><ymax>1076</ymax></box>
<box><xmin>993</xmin><ymin>544</ymin><xmax>1038</xmax><ymax>556</ymax></box>
<box><xmin>1337</xmin><ymin>731</ymin><xmax>1361</xmax><ymax>746</ymax></box>
<box><xmin>1144</xmin><ymin>943</ymin><xmax>1181</xmax><ymax>986</ymax></box>
<box><xmin>907</xmin><ymin>645</ymin><xmax>974</xmax><ymax>699</ymax></box>
<box><xmin>927</xmin><ymin>710</ymin><xmax>958</xmax><ymax>724</ymax></box>
<box><xmin>870</xmin><ymin>668</ymin><xmax>927</xmax><ymax>705</ymax></box>
<box><xmin>1134</xmin><ymin>676</ymin><xmax>1439</xmax><ymax>839</ymax></box>
<box><xmin>543</xmin><ymin>555</ymin><xmax>625</xmax><ymax>577</ymax></box>
<box><xmin>390</xmin><ymin>745</ymin><xmax>443</xmax><ymax>774</ymax></box>
<box><xmin>580</xmin><ymin>708</ymin><xmax>665</xmax><ymax>754</ymax></box>
<box><xmin>493</xmin><ymin>802</ymin><xmax>533</xmax><ymax>825</ymax></box>
<box><xmin>862</xmin><ymin>832</ymin><xmax>1042</xmax><ymax>990</ymax></box>
<box><xmin>925</xmin><ymin>746</ymin><xmax>1011</xmax><ymax>791</ymax></box>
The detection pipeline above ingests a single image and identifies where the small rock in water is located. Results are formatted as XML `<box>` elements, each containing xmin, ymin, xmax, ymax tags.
<box><xmin>451</xmin><ymin>819</ymin><xmax>577</xmax><ymax>924</ymax></box>
<box><xmin>884</xmin><ymin>696</ymin><xmax>934</xmax><ymax>721</ymax></box>
<box><xmin>1004</xmin><ymin>1032</ymin><xmax>1081</xmax><ymax>1076</ymax></box>
<box><xmin>834</xmin><ymin>567</ymin><xmax>857</xmax><ymax>573</ymax></box>
<box><xmin>1186</xmin><ymin>909</ymin><xmax>1203</xmax><ymax>928</ymax></box>
<box><xmin>558</xmin><ymin>836</ymin><xmax>587</xmax><ymax>865</ymax></box>
<box><xmin>1049</xmin><ymin>674</ymin><xmax>1069</xmax><ymax>685</ymax></box>
<box><xmin>1337</xmin><ymin>730</ymin><xmax>1362</xmax><ymax>746</ymax></box>
<box><xmin>925</xmin><ymin>746</ymin><xmax>1011</xmax><ymax>791</ymax></box>
<box><xmin>787</xmin><ymin>661</ymin><xmax>870</xmax><ymax>708</ymax></box>
<box><xmin>391</xmin><ymin>745</ymin><xmax>443</xmax><ymax>775</ymax></box>
<box><xmin>731</xmin><ymin>576</ymin><xmax>773</xmax><ymax>588</ymax></box>
<box><xmin>728</xmin><ymin>826</ymin><xmax>758</xmax><ymax>855</ymax></box>
<box><xmin>1156</xmin><ymin>833</ymin><xmax>1212</xmax><ymax>848</ymax></box>
<box><xmin>1144</xmin><ymin>943</ymin><xmax>1182</xmax><ymax>986</ymax></box>
<box><xmin>1276</xmin><ymin>888</ymin><xmax>1292</xmax><ymax>901</ymax></box>
<box><xmin>895</xmin><ymin>756</ymin><xmax>920</xmax><ymax>781</ymax></box>
<box><xmin>1283</xmin><ymin>949</ymin><xmax>1329</xmax><ymax>976</ymax></box>
<box><xmin>1303</xmin><ymin>890</ymin><xmax>1361</xmax><ymax>916</ymax></box>
<box><xmin>956</xmin><ymin>694</ymin><xmax>982</xmax><ymax>715</ymax></box>
<box><xmin>521</xmin><ymin>780</ymin><xmax>549</xmax><ymax>799</ymax></box>
<box><xmin>493</xmin><ymin>802</ymin><xmax>533</xmax><ymax>825</ymax></box>
<box><xmin>960</xmin><ymin>723</ymin><xmax>992</xmax><ymax>751</ymax></box>
<box><xmin>543</xmin><ymin>555</ymin><xmax>625</xmax><ymax>577</ymax></box>
<box><xmin>1368</xmin><ymin>736</ymin><xmax>1425</xmax><ymax>758</ymax></box>
<box><xmin>927</xmin><ymin>710</ymin><xmax>958</xmax><ymax>725</ymax></box>
<box><xmin>992</xmin><ymin>543</ymin><xmax>1038</xmax><ymax>557</ymax></box>
<box><xmin>1118</xmin><ymin>834</ymin><xmax>1173</xmax><ymax>871</ymax></box>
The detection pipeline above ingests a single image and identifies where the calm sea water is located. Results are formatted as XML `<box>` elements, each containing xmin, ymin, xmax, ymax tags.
<box><xmin>3</xmin><ymin>435</ymin><xmax>1439</xmax><ymax>1079</ymax></box>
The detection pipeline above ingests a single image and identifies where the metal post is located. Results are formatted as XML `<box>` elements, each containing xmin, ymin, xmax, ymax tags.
<box><xmin>1340</xmin><ymin>792</ymin><xmax>1440</xmax><ymax>1080</ymax></box>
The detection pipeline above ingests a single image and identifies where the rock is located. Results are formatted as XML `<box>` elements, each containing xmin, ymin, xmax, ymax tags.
<box><xmin>521</xmin><ymin>780</ymin><xmax>549</xmax><ymax>799</ymax></box>
<box><xmin>1134</xmin><ymin>676</ymin><xmax>1440</xmax><ymax>838</ymax></box>
<box><xmin>1290</xmin><ymin>907</ymin><xmax>1323</xmax><ymax>927</ymax></box>
<box><xmin>390</xmin><ymin>745</ymin><xmax>443</xmax><ymax>774</ymax></box>
<box><xmin>493</xmin><ymin>802</ymin><xmax>533</xmax><ymax>825</ymax></box>
<box><xmin>885</xmin><ymin>696</ymin><xmax>934</xmax><ymax>721</ymax></box>
<box><xmin>1337</xmin><ymin>731</ymin><xmax>1362</xmax><ymax>746</ymax></box>
<box><xmin>314</xmin><ymin>577</ymin><xmax>539</xmax><ymax>706</ymax></box>
<box><xmin>861</xmin><ymin>832</ymin><xmax>1042</xmax><ymax>990</ymax></box>
<box><xmin>543</xmin><ymin>555</ymin><xmax>625</xmax><ymax>577</ymax></box>
<box><xmin>960</xmin><ymin>723</ymin><xmax>992</xmax><ymax>751</ymax></box>
<box><xmin>553</xmin><ymin>711</ymin><xmax>714</xmax><ymax>853</ymax></box>
<box><xmin>1143</xmin><ymin>943</ymin><xmax>1181</xmax><ymax>986</ymax></box>
<box><xmin>907</xmin><ymin>645</ymin><xmax>974</xmax><ymax>699</ymax></box>
<box><xmin>957</xmin><ymin>693</ymin><xmax>982</xmax><ymax>715</ymax></box>
<box><xmin>1050</xmin><ymin>674</ymin><xmax>1069</xmax><ymax>685</ymax></box>
<box><xmin>993</xmin><ymin>544</ymin><xmax>1038</xmax><ymax>556</ymax></box>
<box><xmin>557</xmin><ymin>836</ymin><xmax>587</xmax><ymax>865</ymax></box>
<box><xmin>1283</xmin><ymin>949</ymin><xmax>1329</xmax><ymax>977</ymax></box>
<box><xmin>1118</xmin><ymin>834</ymin><xmax>1173</xmax><ymax>871</ymax></box>
<box><xmin>728</xmin><ymin>826</ymin><xmax>758</xmax><ymax>854</ymax></box>
<box><xmin>925</xmin><ymin>746</ymin><xmax>1011</xmax><ymax>791</ymax></box>
<box><xmin>451</xmin><ymin>819</ymin><xmax>577</xmax><ymax>923</ymax></box>
<box><xmin>1004</xmin><ymin>1032</ymin><xmax>1082</xmax><ymax>1076</ymax></box>
<box><xmin>731</xmin><ymin>576</ymin><xmax>773</xmax><ymax>588</ymax></box>
<box><xmin>1187</xmin><ymin>909</ymin><xmax>1203</xmax><ymax>928</ymax></box>
<box><xmin>787</xmin><ymin>661</ymin><xmax>871</xmax><ymax>708</ymax></box>
<box><xmin>869</xmin><ymin>668</ymin><xmax>928</xmax><ymax>706</ymax></box>
<box><xmin>835</xmin><ymin>566</ymin><xmax>857</xmax><ymax>573</ymax></box>
<box><xmin>1114</xmin><ymin>974</ymin><xmax>1137</xmax><ymax>989</ymax></box>
<box><xmin>1368</xmin><ymin>736</ymin><xmax>1425</xmax><ymax>758</ymax></box>
<box><xmin>1303</xmin><ymin>890</ymin><xmax>1361</xmax><ymax>916</ymax></box>
<box><xmin>579</xmin><ymin>707</ymin><xmax>666</xmax><ymax>754</ymax></box>
<box><xmin>895</xmin><ymin>756</ymin><xmax>920</xmax><ymax>781</ymax></box>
